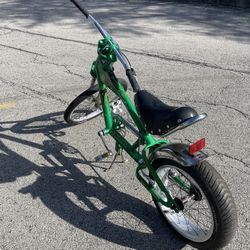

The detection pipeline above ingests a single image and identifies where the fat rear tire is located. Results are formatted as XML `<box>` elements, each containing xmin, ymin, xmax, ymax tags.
<box><xmin>152</xmin><ymin>159</ymin><xmax>237</xmax><ymax>249</ymax></box>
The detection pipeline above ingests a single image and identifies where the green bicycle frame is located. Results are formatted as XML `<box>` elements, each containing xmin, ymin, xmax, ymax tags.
<box><xmin>90</xmin><ymin>36</ymin><xmax>186</xmax><ymax>212</ymax></box>
<box><xmin>68</xmin><ymin>0</ymin><xmax>194</xmax><ymax>212</ymax></box>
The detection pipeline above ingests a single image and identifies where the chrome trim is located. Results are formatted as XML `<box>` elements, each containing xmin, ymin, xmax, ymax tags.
<box><xmin>162</xmin><ymin>113</ymin><xmax>207</xmax><ymax>137</ymax></box>
<box><xmin>89</xmin><ymin>15</ymin><xmax>109</xmax><ymax>38</ymax></box>
<box><xmin>150</xmin><ymin>143</ymin><xmax>208</xmax><ymax>167</ymax></box>
<box><xmin>154</xmin><ymin>147</ymin><xmax>196</xmax><ymax>167</ymax></box>
<box><xmin>88</xmin><ymin>15</ymin><xmax>130</xmax><ymax>71</ymax></box>
<box><xmin>114</xmin><ymin>48</ymin><xmax>130</xmax><ymax>70</ymax></box>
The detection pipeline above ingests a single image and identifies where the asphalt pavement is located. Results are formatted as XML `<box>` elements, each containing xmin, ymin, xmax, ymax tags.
<box><xmin>0</xmin><ymin>0</ymin><xmax>249</xmax><ymax>249</ymax></box>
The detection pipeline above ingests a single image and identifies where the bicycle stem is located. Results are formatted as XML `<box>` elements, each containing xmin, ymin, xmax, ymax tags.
<box><xmin>88</xmin><ymin>15</ymin><xmax>130</xmax><ymax>70</ymax></box>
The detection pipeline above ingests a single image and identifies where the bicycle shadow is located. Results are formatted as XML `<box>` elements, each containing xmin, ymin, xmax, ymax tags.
<box><xmin>0</xmin><ymin>111</ymin><xmax>186</xmax><ymax>250</ymax></box>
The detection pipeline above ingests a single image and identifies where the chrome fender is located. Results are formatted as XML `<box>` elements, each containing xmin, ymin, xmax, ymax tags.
<box><xmin>150</xmin><ymin>143</ymin><xmax>207</xmax><ymax>167</ymax></box>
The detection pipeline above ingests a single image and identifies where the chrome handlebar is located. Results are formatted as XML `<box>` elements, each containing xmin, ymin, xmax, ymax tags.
<box><xmin>88</xmin><ymin>15</ymin><xmax>130</xmax><ymax>70</ymax></box>
<box><xmin>70</xmin><ymin>0</ymin><xmax>140</xmax><ymax>91</ymax></box>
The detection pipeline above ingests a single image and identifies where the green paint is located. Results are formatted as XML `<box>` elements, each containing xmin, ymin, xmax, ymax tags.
<box><xmin>90</xmin><ymin>36</ymin><xmax>183</xmax><ymax>212</ymax></box>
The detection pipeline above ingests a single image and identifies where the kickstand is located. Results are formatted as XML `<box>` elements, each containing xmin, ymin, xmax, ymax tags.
<box><xmin>104</xmin><ymin>149</ymin><xmax>127</xmax><ymax>172</ymax></box>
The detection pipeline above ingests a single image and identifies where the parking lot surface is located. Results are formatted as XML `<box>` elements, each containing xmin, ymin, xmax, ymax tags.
<box><xmin>0</xmin><ymin>1</ymin><xmax>249</xmax><ymax>249</ymax></box>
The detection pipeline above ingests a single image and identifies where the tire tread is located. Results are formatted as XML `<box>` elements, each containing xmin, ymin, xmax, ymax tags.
<box><xmin>152</xmin><ymin>158</ymin><xmax>237</xmax><ymax>250</ymax></box>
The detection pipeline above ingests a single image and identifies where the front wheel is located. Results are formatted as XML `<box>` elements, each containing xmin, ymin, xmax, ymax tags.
<box><xmin>152</xmin><ymin>159</ymin><xmax>237</xmax><ymax>249</ymax></box>
<box><xmin>64</xmin><ymin>84</ymin><xmax>102</xmax><ymax>125</ymax></box>
<box><xmin>64</xmin><ymin>78</ymin><xmax>128</xmax><ymax>125</ymax></box>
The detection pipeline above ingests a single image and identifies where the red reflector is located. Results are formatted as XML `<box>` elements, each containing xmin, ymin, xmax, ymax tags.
<box><xmin>189</xmin><ymin>138</ymin><xmax>206</xmax><ymax>155</ymax></box>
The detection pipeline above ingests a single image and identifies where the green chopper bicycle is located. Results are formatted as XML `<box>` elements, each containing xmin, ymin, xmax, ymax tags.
<box><xmin>65</xmin><ymin>1</ymin><xmax>237</xmax><ymax>249</ymax></box>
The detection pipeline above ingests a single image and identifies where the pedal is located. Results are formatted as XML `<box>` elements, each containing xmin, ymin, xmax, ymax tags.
<box><xmin>95</xmin><ymin>150</ymin><xmax>113</xmax><ymax>162</ymax></box>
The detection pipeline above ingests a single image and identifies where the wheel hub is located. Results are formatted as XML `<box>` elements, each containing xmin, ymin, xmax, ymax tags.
<box><xmin>189</xmin><ymin>186</ymin><xmax>202</xmax><ymax>201</ymax></box>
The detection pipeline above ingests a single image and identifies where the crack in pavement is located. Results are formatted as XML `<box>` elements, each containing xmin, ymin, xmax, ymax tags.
<box><xmin>33</xmin><ymin>58</ymin><xmax>85</xmax><ymax>80</ymax></box>
<box><xmin>0</xmin><ymin>76</ymin><xmax>68</xmax><ymax>106</ymax></box>
<box><xmin>159</xmin><ymin>95</ymin><xmax>249</xmax><ymax>120</ymax></box>
<box><xmin>1</xmin><ymin>26</ymin><xmax>250</xmax><ymax>76</ymax></box>
<box><xmin>214</xmin><ymin>82</ymin><xmax>233</xmax><ymax>103</ymax></box>
<box><xmin>208</xmin><ymin>147</ymin><xmax>249</xmax><ymax>168</ymax></box>
<box><xmin>0</xmin><ymin>43</ymin><xmax>46</xmax><ymax>57</ymax></box>
<box><xmin>21</xmin><ymin>85</ymin><xmax>68</xmax><ymax>105</ymax></box>
<box><xmin>63</xmin><ymin>65</ymin><xmax>85</xmax><ymax>79</ymax></box>
<box><xmin>0</xmin><ymin>29</ymin><xmax>13</xmax><ymax>36</ymax></box>
<box><xmin>214</xmin><ymin>73</ymin><xmax>247</xmax><ymax>103</ymax></box>
<box><xmin>207</xmin><ymin>147</ymin><xmax>250</xmax><ymax>176</ymax></box>
<box><xmin>0</xmin><ymin>26</ymin><xmax>96</xmax><ymax>48</ymax></box>
<box><xmin>124</xmin><ymin>49</ymin><xmax>250</xmax><ymax>76</ymax></box>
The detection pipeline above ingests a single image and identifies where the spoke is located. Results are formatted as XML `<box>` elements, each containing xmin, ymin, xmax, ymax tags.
<box><xmin>188</xmin><ymin>208</ymin><xmax>212</xmax><ymax>220</ymax></box>
<box><xmin>185</xmin><ymin>210</ymin><xmax>210</xmax><ymax>234</ymax></box>
<box><xmin>168</xmin><ymin>182</ymin><xmax>177</xmax><ymax>197</ymax></box>
<box><xmin>162</xmin><ymin>171</ymin><xmax>169</xmax><ymax>182</ymax></box>
<box><xmin>169</xmin><ymin>172</ymin><xmax>190</xmax><ymax>197</ymax></box>
<box><xmin>175</xmin><ymin>210</ymin><xmax>181</xmax><ymax>225</ymax></box>
<box><xmin>197</xmin><ymin>207</ymin><xmax>201</xmax><ymax>228</ymax></box>
<box><xmin>184</xmin><ymin>200</ymin><xmax>196</xmax><ymax>210</ymax></box>
<box><xmin>169</xmin><ymin>179</ymin><xmax>186</xmax><ymax>197</ymax></box>
<box><xmin>182</xmin><ymin>211</ymin><xmax>191</xmax><ymax>230</ymax></box>
<box><xmin>186</xmin><ymin>200</ymin><xmax>209</xmax><ymax>210</ymax></box>
<box><xmin>182</xmin><ymin>198</ymin><xmax>212</xmax><ymax>230</ymax></box>
<box><xmin>183</xmin><ymin>215</ymin><xmax>190</xmax><ymax>232</ymax></box>
<box><xmin>158</xmin><ymin>166</ymin><xmax>214</xmax><ymax>241</ymax></box>
<box><xmin>189</xmin><ymin>206</ymin><xmax>210</xmax><ymax>210</ymax></box>
<box><xmin>182</xmin><ymin>213</ymin><xmax>199</xmax><ymax>236</ymax></box>
<box><xmin>176</xmin><ymin>184</ymin><xmax>182</xmax><ymax>198</ymax></box>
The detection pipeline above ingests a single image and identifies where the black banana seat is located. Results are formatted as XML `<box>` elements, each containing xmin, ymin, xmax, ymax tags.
<box><xmin>134</xmin><ymin>90</ymin><xmax>199</xmax><ymax>136</ymax></box>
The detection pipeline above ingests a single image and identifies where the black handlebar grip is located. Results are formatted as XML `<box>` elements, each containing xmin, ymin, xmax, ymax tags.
<box><xmin>71</xmin><ymin>0</ymin><xmax>89</xmax><ymax>18</ymax></box>
<box><xmin>126</xmin><ymin>69</ymin><xmax>141</xmax><ymax>92</ymax></box>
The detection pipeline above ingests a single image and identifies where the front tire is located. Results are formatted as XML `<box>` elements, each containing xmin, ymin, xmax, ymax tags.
<box><xmin>64</xmin><ymin>78</ymin><xmax>128</xmax><ymax>125</ymax></box>
<box><xmin>64</xmin><ymin>85</ymin><xmax>102</xmax><ymax>125</ymax></box>
<box><xmin>152</xmin><ymin>159</ymin><xmax>237</xmax><ymax>249</ymax></box>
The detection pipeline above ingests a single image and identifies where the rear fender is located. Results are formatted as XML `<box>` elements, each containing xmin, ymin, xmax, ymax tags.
<box><xmin>151</xmin><ymin>143</ymin><xmax>207</xmax><ymax>167</ymax></box>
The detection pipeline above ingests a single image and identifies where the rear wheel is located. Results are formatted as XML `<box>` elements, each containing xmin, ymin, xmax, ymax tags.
<box><xmin>152</xmin><ymin>159</ymin><xmax>237</xmax><ymax>249</ymax></box>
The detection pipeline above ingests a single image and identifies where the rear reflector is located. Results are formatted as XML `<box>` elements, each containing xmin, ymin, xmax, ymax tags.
<box><xmin>189</xmin><ymin>138</ymin><xmax>206</xmax><ymax>155</ymax></box>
